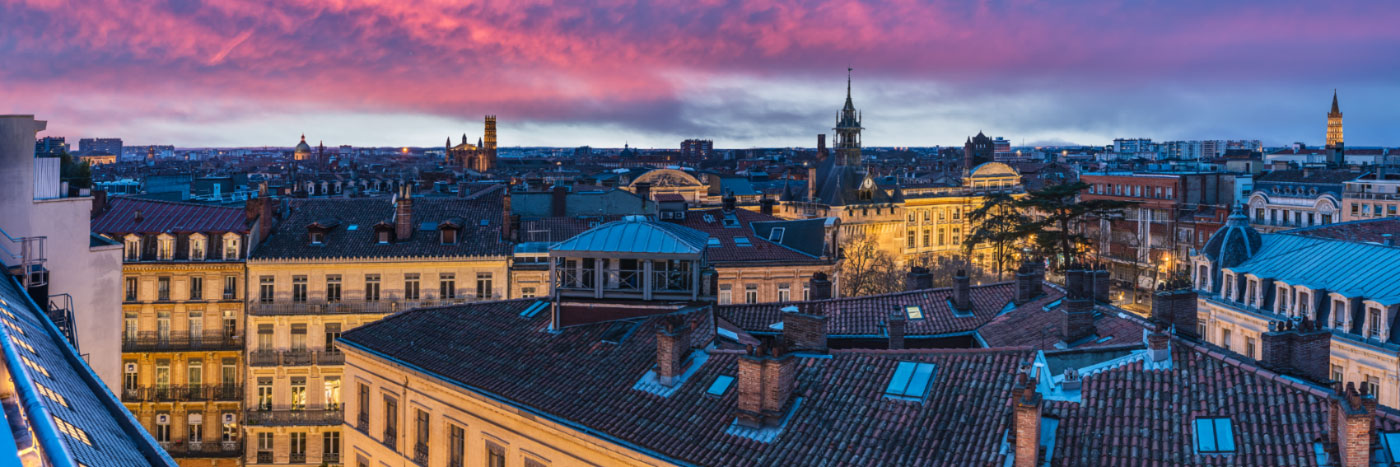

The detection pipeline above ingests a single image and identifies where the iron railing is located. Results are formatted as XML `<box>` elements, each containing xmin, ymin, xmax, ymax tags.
<box><xmin>243</xmin><ymin>407</ymin><xmax>343</xmax><ymax>426</ymax></box>
<box><xmin>248</xmin><ymin>349</ymin><xmax>344</xmax><ymax>367</ymax></box>
<box><xmin>123</xmin><ymin>385</ymin><xmax>242</xmax><ymax>402</ymax></box>
<box><xmin>122</xmin><ymin>331</ymin><xmax>242</xmax><ymax>351</ymax></box>
<box><xmin>167</xmin><ymin>440</ymin><xmax>242</xmax><ymax>458</ymax></box>
<box><xmin>248</xmin><ymin>298</ymin><xmax>466</xmax><ymax>316</ymax></box>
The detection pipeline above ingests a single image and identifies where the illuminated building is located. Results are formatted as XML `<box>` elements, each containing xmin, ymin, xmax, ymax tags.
<box><xmin>1327</xmin><ymin>90</ymin><xmax>1344</xmax><ymax>152</ymax></box>
<box><xmin>445</xmin><ymin>115</ymin><xmax>498</xmax><ymax>172</ymax></box>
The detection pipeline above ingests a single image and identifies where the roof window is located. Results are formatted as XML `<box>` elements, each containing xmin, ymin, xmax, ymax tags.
<box><xmin>723</xmin><ymin>214</ymin><xmax>740</xmax><ymax>228</ymax></box>
<box><xmin>1382</xmin><ymin>432</ymin><xmax>1400</xmax><ymax>463</ymax></box>
<box><xmin>734</xmin><ymin>237</ymin><xmax>752</xmax><ymax>247</ymax></box>
<box><xmin>1194</xmin><ymin>417</ymin><xmax>1236</xmax><ymax>454</ymax></box>
<box><xmin>904</xmin><ymin>305</ymin><xmax>924</xmax><ymax>320</ymax></box>
<box><xmin>703</xmin><ymin>214</ymin><xmax>716</xmax><ymax>223</ymax></box>
<box><xmin>706</xmin><ymin>375</ymin><xmax>735</xmax><ymax>396</ymax></box>
<box><xmin>707</xmin><ymin>237</ymin><xmax>721</xmax><ymax>247</ymax></box>
<box><xmin>884</xmin><ymin>361</ymin><xmax>936</xmax><ymax>401</ymax></box>
<box><xmin>768</xmin><ymin>227</ymin><xmax>785</xmax><ymax>243</ymax></box>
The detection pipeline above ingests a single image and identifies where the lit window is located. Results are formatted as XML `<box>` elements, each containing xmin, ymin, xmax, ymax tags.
<box><xmin>707</xmin><ymin>375</ymin><xmax>734</xmax><ymax>396</ymax></box>
<box><xmin>884</xmin><ymin>361</ymin><xmax>936</xmax><ymax>401</ymax></box>
<box><xmin>1194</xmin><ymin>417</ymin><xmax>1235</xmax><ymax>454</ymax></box>
<box><xmin>53</xmin><ymin>416</ymin><xmax>91</xmax><ymax>445</ymax></box>
<box><xmin>904</xmin><ymin>305</ymin><xmax>924</xmax><ymax>320</ymax></box>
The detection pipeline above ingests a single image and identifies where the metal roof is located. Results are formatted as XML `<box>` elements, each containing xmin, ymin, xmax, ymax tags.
<box><xmin>1228</xmin><ymin>233</ymin><xmax>1400</xmax><ymax>306</ymax></box>
<box><xmin>551</xmin><ymin>219</ymin><xmax>707</xmax><ymax>256</ymax></box>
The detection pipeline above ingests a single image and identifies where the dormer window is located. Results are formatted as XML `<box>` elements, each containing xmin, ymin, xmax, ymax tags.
<box><xmin>156</xmin><ymin>234</ymin><xmax>174</xmax><ymax>260</ymax></box>
<box><xmin>222</xmin><ymin>234</ymin><xmax>241</xmax><ymax>260</ymax></box>
<box><xmin>377</xmin><ymin>231</ymin><xmax>390</xmax><ymax>244</ymax></box>
<box><xmin>309</xmin><ymin>232</ymin><xmax>325</xmax><ymax>245</ymax></box>
<box><xmin>441</xmin><ymin>229</ymin><xmax>456</xmax><ymax>244</ymax></box>
<box><xmin>124</xmin><ymin>235</ymin><xmax>141</xmax><ymax>261</ymax></box>
<box><xmin>189</xmin><ymin>234</ymin><xmax>206</xmax><ymax>261</ymax></box>
<box><xmin>438</xmin><ymin>218</ymin><xmax>464</xmax><ymax>245</ymax></box>
<box><xmin>768</xmin><ymin>227</ymin><xmax>785</xmax><ymax>243</ymax></box>
<box><xmin>1368</xmin><ymin>307</ymin><xmax>1383</xmax><ymax>339</ymax></box>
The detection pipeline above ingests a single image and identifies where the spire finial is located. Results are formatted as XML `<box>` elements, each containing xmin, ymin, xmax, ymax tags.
<box><xmin>1331</xmin><ymin>89</ymin><xmax>1340</xmax><ymax>114</ymax></box>
<box><xmin>300</xmin><ymin>133</ymin><xmax>305</xmax><ymax>142</ymax></box>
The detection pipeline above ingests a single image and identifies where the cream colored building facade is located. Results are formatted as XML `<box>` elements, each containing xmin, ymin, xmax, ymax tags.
<box><xmin>244</xmin><ymin>258</ymin><xmax>509</xmax><ymax>466</ymax></box>
<box><xmin>340</xmin><ymin>343</ymin><xmax>665</xmax><ymax>467</ymax></box>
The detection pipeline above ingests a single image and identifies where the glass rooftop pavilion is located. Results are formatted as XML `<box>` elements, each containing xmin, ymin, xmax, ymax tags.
<box><xmin>549</xmin><ymin>218</ymin><xmax>712</xmax><ymax>303</ymax></box>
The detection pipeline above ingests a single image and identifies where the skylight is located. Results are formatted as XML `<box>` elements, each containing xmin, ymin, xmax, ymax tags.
<box><xmin>703</xmin><ymin>214</ymin><xmax>716</xmax><ymax>223</ymax></box>
<box><xmin>600</xmin><ymin>321</ymin><xmax>639</xmax><ymax>344</ymax></box>
<box><xmin>707</xmin><ymin>375</ymin><xmax>734</xmax><ymax>396</ymax></box>
<box><xmin>419</xmin><ymin>222</ymin><xmax>436</xmax><ymax>231</ymax></box>
<box><xmin>884</xmin><ymin>361</ymin><xmax>936</xmax><ymax>401</ymax></box>
<box><xmin>518</xmin><ymin>301</ymin><xmax>549</xmax><ymax>319</ymax></box>
<box><xmin>1383</xmin><ymin>432</ymin><xmax>1400</xmax><ymax>464</ymax></box>
<box><xmin>904</xmin><ymin>305</ymin><xmax>924</xmax><ymax>320</ymax></box>
<box><xmin>768</xmin><ymin>227</ymin><xmax>785</xmax><ymax>243</ymax></box>
<box><xmin>722</xmin><ymin>214</ymin><xmax>740</xmax><ymax>228</ymax></box>
<box><xmin>1194</xmin><ymin>417</ymin><xmax>1236</xmax><ymax>454</ymax></box>
<box><xmin>346</xmin><ymin>224</ymin><xmax>358</xmax><ymax>231</ymax></box>
<box><xmin>707</xmin><ymin>237</ymin><xmax>721</xmax><ymax>247</ymax></box>
<box><xmin>479</xmin><ymin>219</ymin><xmax>490</xmax><ymax>226</ymax></box>
<box><xmin>734</xmin><ymin>237</ymin><xmax>752</xmax><ymax>247</ymax></box>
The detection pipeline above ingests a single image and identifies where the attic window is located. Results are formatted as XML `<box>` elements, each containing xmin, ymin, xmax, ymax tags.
<box><xmin>441</xmin><ymin>229</ymin><xmax>457</xmax><ymax>245</ymax></box>
<box><xmin>722</xmin><ymin>215</ymin><xmax>740</xmax><ymax>228</ymax></box>
<box><xmin>479</xmin><ymin>219</ymin><xmax>490</xmax><ymax>226</ymax></box>
<box><xmin>884</xmin><ymin>361</ymin><xmax>936</xmax><ymax>401</ymax></box>
<box><xmin>309</xmin><ymin>232</ymin><xmax>324</xmax><ymax>245</ymax></box>
<box><xmin>768</xmin><ymin>227</ymin><xmax>785</xmax><ymax>243</ymax></box>
<box><xmin>706</xmin><ymin>375</ymin><xmax>734</xmax><ymax>396</ymax></box>
<box><xmin>734</xmin><ymin>237</ymin><xmax>752</xmax><ymax>247</ymax></box>
<box><xmin>1194</xmin><ymin>417</ymin><xmax>1236</xmax><ymax>454</ymax></box>
<box><xmin>904</xmin><ymin>305</ymin><xmax>924</xmax><ymax>320</ymax></box>
<box><xmin>378</xmin><ymin>231</ymin><xmax>390</xmax><ymax>244</ymax></box>
<box><xmin>707</xmin><ymin>237</ymin><xmax>721</xmax><ymax>247</ymax></box>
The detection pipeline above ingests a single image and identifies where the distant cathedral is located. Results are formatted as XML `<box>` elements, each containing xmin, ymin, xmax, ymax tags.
<box><xmin>446</xmin><ymin>115</ymin><xmax>498</xmax><ymax>172</ymax></box>
<box><xmin>962</xmin><ymin>131</ymin><xmax>993</xmax><ymax>179</ymax></box>
<box><xmin>1327</xmin><ymin>90</ymin><xmax>1343</xmax><ymax>151</ymax></box>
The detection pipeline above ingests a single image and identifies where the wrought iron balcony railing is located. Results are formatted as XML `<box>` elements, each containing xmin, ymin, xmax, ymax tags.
<box><xmin>248</xmin><ymin>349</ymin><xmax>345</xmax><ymax>367</ymax></box>
<box><xmin>122</xmin><ymin>331</ymin><xmax>243</xmax><ymax>352</ymax></box>
<box><xmin>243</xmin><ymin>407</ymin><xmax>343</xmax><ymax>426</ymax></box>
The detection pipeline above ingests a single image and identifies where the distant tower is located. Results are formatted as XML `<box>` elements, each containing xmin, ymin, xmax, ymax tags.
<box><xmin>833</xmin><ymin>68</ymin><xmax>863</xmax><ymax>167</ymax></box>
<box><xmin>1327</xmin><ymin>90</ymin><xmax>1344</xmax><ymax>154</ymax></box>
<box><xmin>484</xmin><ymin>115</ymin><xmax>498</xmax><ymax>171</ymax></box>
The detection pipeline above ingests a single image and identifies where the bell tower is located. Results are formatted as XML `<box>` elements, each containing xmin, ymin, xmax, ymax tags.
<box><xmin>833</xmin><ymin>68</ymin><xmax>863</xmax><ymax>167</ymax></box>
<box><xmin>1326</xmin><ymin>90</ymin><xmax>1344</xmax><ymax>151</ymax></box>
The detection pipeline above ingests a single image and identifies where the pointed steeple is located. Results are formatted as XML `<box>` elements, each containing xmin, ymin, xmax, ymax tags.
<box><xmin>843</xmin><ymin>67</ymin><xmax>855</xmax><ymax>112</ymax></box>
<box><xmin>1330</xmin><ymin>89</ymin><xmax>1341</xmax><ymax>115</ymax></box>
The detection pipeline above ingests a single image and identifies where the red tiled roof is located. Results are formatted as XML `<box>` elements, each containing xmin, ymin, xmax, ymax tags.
<box><xmin>978</xmin><ymin>287</ymin><xmax>1146</xmax><ymax>350</ymax></box>
<box><xmin>653</xmin><ymin>193</ymin><xmax>686</xmax><ymax>202</ymax></box>
<box><xmin>719</xmin><ymin>282</ymin><xmax>1017</xmax><ymax>336</ymax></box>
<box><xmin>92</xmin><ymin>197</ymin><xmax>249</xmax><ymax>235</ymax></box>
<box><xmin>665</xmin><ymin>208</ymin><xmax>823</xmax><ymax>263</ymax></box>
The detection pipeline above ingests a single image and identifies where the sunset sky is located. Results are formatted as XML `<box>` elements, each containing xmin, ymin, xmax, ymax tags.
<box><xmin>4</xmin><ymin>0</ymin><xmax>1400</xmax><ymax>148</ymax></box>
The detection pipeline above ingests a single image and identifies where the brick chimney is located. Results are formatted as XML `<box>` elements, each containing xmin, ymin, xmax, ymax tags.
<box><xmin>887</xmin><ymin>308</ymin><xmax>906</xmax><ymax>350</ymax></box>
<box><xmin>90</xmin><ymin>189</ymin><xmax>108</xmax><ymax>217</ymax></box>
<box><xmin>1261</xmin><ymin>318</ymin><xmax>1331</xmax><ymax>383</ymax></box>
<box><xmin>1147</xmin><ymin>322</ymin><xmax>1171</xmax><ymax>362</ymax></box>
<box><xmin>1063</xmin><ymin>288</ymin><xmax>1095</xmax><ymax>343</ymax></box>
<box><xmin>781</xmin><ymin>306</ymin><xmax>826</xmax><ymax>352</ymax></box>
<box><xmin>904</xmin><ymin>266</ymin><xmax>932</xmax><ymax>291</ymax></box>
<box><xmin>1330</xmin><ymin>382</ymin><xmax>1376</xmax><ymax>467</ymax></box>
<box><xmin>722</xmin><ymin>192</ymin><xmax>736</xmax><ymax>212</ymax></box>
<box><xmin>816</xmin><ymin>134</ymin><xmax>827</xmax><ymax>160</ymax></box>
<box><xmin>551</xmin><ymin>185</ymin><xmax>568</xmax><ymax>217</ymax></box>
<box><xmin>736</xmin><ymin>338</ymin><xmax>797</xmax><ymax>428</ymax></box>
<box><xmin>394</xmin><ymin>184</ymin><xmax>413</xmax><ymax>241</ymax></box>
<box><xmin>806</xmin><ymin>166</ymin><xmax>817</xmax><ymax>202</ymax></box>
<box><xmin>502</xmin><ymin>190</ymin><xmax>513</xmax><ymax>242</ymax></box>
<box><xmin>1151</xmin><ymin>284</ymin><xmax>1200</xmax><ymax>339</ymax></box>
<box><xmin>1065</xmin><ymin>264</ymin><xmax>1088</xmax><ymax>298</ymax></box>
<box><xmin>655</xmin><ymin>316</ymin><xmax>692</xmax><ymax>387</ymax></box>
<box><xmin>635</xmin><ymin>181</ymin><xmax>652</xmax><ymax>202</ymax></box>
<box><xmin>760</xmin><ymin>196</ymin><xmax>775</xmax><ymax>216</ymax></box>
<box><xmin>808</xmin><ymin>272</ymin><xmax>832</xmax><ymax>300</ymax></box>
<box><xmin>1011</xmin><ymin>372</ymin><xmax>1043</xmax><ymax>467</ymax></box>
<box><xmin>1014</xmin><ymin>262</ymin><xmax>1040</xmax><ymax>305</ymax></box>
<box><xmin>952</xmin><ymin>270</ymin><xmax>971</xmax><ymax>311</ymax></box>
<box><xmin>1091</xmin><ymin>265</ymin><xmax>1110</xmax><ymax>303</ymax></box>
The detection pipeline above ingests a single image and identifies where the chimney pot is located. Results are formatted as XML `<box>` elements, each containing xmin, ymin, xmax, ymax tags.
<box><xmin>952</xmin><ymin>270</ymin><xmax>971</xmax><ymax>310</ymax></box>
<box><xmin>781</xmin><ymin>306</ymin><xmax>827</xmax><ymax>352</ymax></box>
<box><xmin>1011</xmin><ymin>371</ymin><xmax>1043</xmax><ymax>467</ymax></box>
<box><xmin>887</xmin><ymin>308</ymin><xmax>906</xmax><ymax>350</ymax></box>
<box><xmin>655</xmin><ymin>316</ymin><xmax>690</xmax><ymax>387</ymax></box>
<box><xmin>905</xmin><ymin>267</ymin><xmax>933</xmax><ymax>291</ymax></box>
<box><xmin>808</xmin><ymin>272</ymin><xmax>832</xmax><ymax>300</ymax></box>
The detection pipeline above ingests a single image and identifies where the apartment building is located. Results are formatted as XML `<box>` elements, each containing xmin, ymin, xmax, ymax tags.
<box><xmin>243</xmin><ymin>185</ymin><xmax>512</xmax><ymax>466</ymax></box>
<box><xmin>1246</xmin><ymin>168</ymin><xmax>1357</xmax><ymax>233</ymax></box>
<box><xmin>92</xmin><ymin>197</ymin><xmax>266</xmax><ymax>465</ymax></box>
<box><xmin>1341</xmin><ymin>172</ymin><xmax>1400</xmax><ymax>222</ymax></box>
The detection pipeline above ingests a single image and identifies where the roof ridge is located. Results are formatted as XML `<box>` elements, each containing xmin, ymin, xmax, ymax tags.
<box><xmin>109</xmin><ymin>195</ymin><xmax>243</xmax><ymax>211</ymax></box>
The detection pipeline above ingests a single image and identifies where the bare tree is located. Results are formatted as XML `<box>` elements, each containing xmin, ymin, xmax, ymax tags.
<box><xmin>839</xmin><ymin>231</ymin><xmax>902</xmax><ymax>297</ymax></box>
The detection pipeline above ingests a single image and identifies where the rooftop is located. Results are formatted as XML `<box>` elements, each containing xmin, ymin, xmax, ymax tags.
<box><xmin>91</xmin><ymin>196</ymin><xmax>249</xmax><ymax>235</ymax></box>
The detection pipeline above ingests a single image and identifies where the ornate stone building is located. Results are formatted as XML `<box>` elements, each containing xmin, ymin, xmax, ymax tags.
<box><xmin>445</xmin><ymin>115</ymin><xmax>498</xmax><ymax>172</ymax></box>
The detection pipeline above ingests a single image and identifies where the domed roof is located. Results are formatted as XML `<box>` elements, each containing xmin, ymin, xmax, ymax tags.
<box><xmin>1201</xmin><ymin>206</ymin><xmax>1262</xmax><ymax>269</ymax></box>
<box><xmin>294</xmin><ymin>134</ymin><xmax>312</xmax><ymax>154</ymax></box>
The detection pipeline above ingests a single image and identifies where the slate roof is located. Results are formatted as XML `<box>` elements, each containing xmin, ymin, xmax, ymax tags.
<box><xmin>718</xmin><ymin>282</ymin><xmax>1017</xmax><ymax>336</ymax></box>
<box><xmin>91</xmin><ymin>197</ymin><xmax>249</xmax><ymax>235</ymax></box>
<box><xmin>251</xmin><ymin>186</ymin><xmax>512</xmax><ymax>260</ymax></box>
<box><xmin>338</xmin><ymin>300</ymin><xmax>1032</xmax><ymax>466</ymax></box>
<box><xmin>664</xmin><ymin>208</ymin><xmax>829</xmax><ymax>264</ymax></box>
<box><xmin>1287</xmin><ymin>217</ymin><xmax>1400</xmax><ymax>244</ymax></box>
<box><xmin>977</xmin><ymin>289</ymin><xmax>1149</xmax><ymax>350</ymax></box>
<box><xmin>1200</xmin><ymin>209</ymin><xmax>1262</xmax><ymax>271</ymax></box>
<box><xmin>1227</xmin><ymin>231</ymin><xmax>1400</xmax><ymax>306</ymax></box>
<box><xmin>552</xmin><ymin>218</ymin><xmax>709</xmax><ymax>256</ymax></box>
<box><xmin>1255</xmin><ymin>169</ymin><xmax>1362</xmax><ymax>185</ymax></box>
<box><xmin>0</xmin><ymin>275</ymin><xmax>175</xmax><ymax>466</ymax></box>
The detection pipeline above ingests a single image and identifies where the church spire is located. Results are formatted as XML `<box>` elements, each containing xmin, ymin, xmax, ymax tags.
<box><xmin>1330</xmin><ymin>89</ymin><xmax>1341</xmax><ymax>115</ymax></box>
<box><xmin>843</xmin><ymin>67</ymin><xmax>855</xmax><ymax>112</ymax></box>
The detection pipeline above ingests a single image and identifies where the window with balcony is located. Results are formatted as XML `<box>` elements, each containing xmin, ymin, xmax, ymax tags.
<box><xmin>290</xmin><ymin>377</ymin><xmax>306</xmax><ymax>410</ymax></box>
<box><xmin>325</xmin><ymin>376</ymin><xmax>341</xmax><ymax>410</ymax></box>
<box><xmin>323</xmin><ymin>431</ymin><xmax>341</xmax><ymax>463</ymax></box>
<box><xmin>415</xmin><ymin>409</ymin><xmax>430</xmax><ymax>464</ymax></box>
<box><xmin>223</xmin><ymin>235</ymin><xmax>240</xmax><ymax>260</ymax></box>
<box><xmin>259</xmin><ymin>276</ymin><xmax>274</xmax><ymax>303</ymax></box>
<box><xmin>475</xmin><ymin>273</ymin><xmax>493</xmax><ymax>299</ymax></box>
<box><xmin>325</xmin><ymin>323</ymin><xmax>342</xmax><ymax>354</ymax></box>
<box><xmin>440</xmin><ymin>273</ymin><xmax>456</xmax><ymax>299</ymax></box>
<box><xmin>189</xmin><ymin>276</ymin><xmax>203</xmax><ymax>301</ymax></box>
<box><xmin>222</xmin><ymin>359</ymin><xmax>236</xmax><ymax>386</ymax></box>
<box><xmin>187</xmin><ymin>359</ymin><xmax>203</xmax><ymax>391</ymax></box>
<box><xmin>293</xmin><ymin>276</ymin><xmax>308</xmax><ymax>302</ymax></box>
<box><xmin>365</xmin><ymin>274</ymin><xmax>381</xmax><ymax>302</ymax></box>
<box><xmin>257</xmin><ymin>432</ymin><xmax>273</xmax><ymax>463</ymax></box>
<box><xmin>291</xmin><ymin>324</ymin><xmax>308</xmax><ymax>350</ymax></box>
<box><xmin>223</xmin><ymin>276</ymin><xmax>237</xmax><ymax>300</ymax></box>
<box><xmin>123</xmin><ymin>362</ymin><xmax>138</xmax><ymax>392</ymax></box>
<box><xmin>256</xmin><ymin>378</ymin><xmax>272</xmax><ymax>410</ymax></box>
<box><xmin>157</xmin><ymin>312</ymin><xmax>171</xmax><ymax>341</ymax></box>
<box><xmin>157</xmin><ymin>276</ymin><xmax>171</xmax><ymax>301</ymax></box>
<box><xmin>189</xmin><ymin>311</ymin><xmax>203</xmax><ymax>338</ymax></box>
<box><xmin>290</xmin><ymin>432</ymin><xmax>307</xmax><ymax>463</ymax></box>
<box><xmin>189</xmin><ymin>235</ymin><xmax>205</xmax><ymax>260</ymax></box>
<box><xmin>124</xmin><ymin>313</ymin><xmax>136</xmax><ymax>340</ymax></box>
<box><xmin>405</xmin><ymin>273</ymin><xmax>421</xmax><ymax>300</ymax></box>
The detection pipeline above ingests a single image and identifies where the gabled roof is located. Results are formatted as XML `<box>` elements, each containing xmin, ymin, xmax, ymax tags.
<box><xmin>552</xmin><ymin>218</ymin><xmax>708</xmax><ymax>256</ymax></box>
<box><xmin>91</xmin><ymin>197</ymin><xmax>249</xmax><ymax>235</ymax></box>
<box><xmin>0</xmin><ymin>275</ymin><xmax>176</xmax><ymax>466</ymax></box>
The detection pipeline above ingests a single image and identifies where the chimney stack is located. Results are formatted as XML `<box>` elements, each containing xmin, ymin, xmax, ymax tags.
<box><xmin>394</xmin><ymin>184</ymin><xmax>414</xmax><ymax>241</ymax></box>
<box><xmin>1384</xmin><ymin>234</ymin><xmax>1396</xmax><ymax>247</ymax></box>
<box><xmin>816</xmin><ymin>134</ymin><xmax>827</xmax><ymax>160</ymax></box>
<box><xmin>1147</xmin><ymin>322</ymin><xmax>1171</xmax><ymax>362</ymax></box>
<box><xmin>551</xmin><ymin>185</ymin><xmax>568</xmax><ymax>217</ymax></box>
<box><xmin>1011</xmin><ymin>372</ymin><xmax>1043</xmax><ymax>467</ymax></box>
<box><xmin>952</xmin><ymin>270</ymin><xmax>971</xmax><ymax>311</ymax></box>
<box><xmin>458</xmin><ymin>182</ymin><xmax>470</xmax><ymax>198</ymax></box>
<box><xmin>635</xmin><ymin>181</ymin><xmax>652</xmax><ymax>202</ymax></box>
<box><xmin>722</xmin><ymin>192</ymin><xmax>736</xmax><ymax>212</ymax></box>
<box><xmin>760</xmin><ymin>195</ymin><xmax>775</xmax><ymax>216</ymax></box>
<box><xmin>808</xmin><ymin>272</ymin><xmax>832</xmax><ymax>300</ymax></box>
<box><xmin>90</xmin><ymin>190</ymin><xmax>108</xmax><ymax>217</ymax></box>
<box><xmin>1331</xmin><ymin>382</ymin><xmax>1376</xmax><ymax>467</ymax></box>
<box><xmin>1014</xmin><ymin>262</ymin><xmax>1040</xmax><ymax>304</ymax></box>
<box><xmin>1065</xmin><ymin>265</ymin><xmax>1087</xmax><ymax>299</ymax></box>
<box><xmin>1063</xmin><ymin>277</ymin><xmax>1096</xmax><ymax>343</ymax></box>
<box><xmin>1091</xmin><ymin>266</ymin><xmax>1110</xmax><ymax>303</ymax></box>
<box><xmin>655</xmin><ymin>316</ymin><xmax>692</xmax><ymax>387</ymax></box>
<box><xmin>1150</xmin><ymin>284</ymin><xmax>1200</xmax><ymax>339</ymax></box>
<box><xmin>806</xmin><ymin>166</ymin><xmax>817</xmax><ymax>202</ymax></box>
<box><xmin>1261</xmin><ymin>318</ymin><xmax>1331</xmax><ymax>384</ymax></box>
<box><xmin>736</xmin><ymin>338</ymin><xmax>797</xmax><ymax>428</ymax></box>
<box><xmin>502</xmin><ymin>190</ymin><xmax>514</xmax><ymax>242</ymax></box>
<box><xmin>781</xmin><ymin>306</ymin><xmax>827</xmax><ymax>352</ymax></box>
<box><xmin>904</xmin><ymin>266</ymin><xmax>933</xmax><ymax>291</ymax></box>
<box><xmin>887</xmin><ymin>308</ymin><xmax>906</xmax><ymax>350</ymax></box>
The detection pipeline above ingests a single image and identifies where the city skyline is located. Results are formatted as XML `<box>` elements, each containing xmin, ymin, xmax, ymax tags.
<box><xmin>5</xmin><ymin>1</ymin><xmax>1400</xmax><ymax>148</ymax></box>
